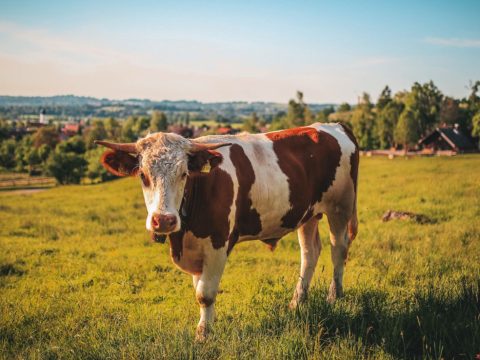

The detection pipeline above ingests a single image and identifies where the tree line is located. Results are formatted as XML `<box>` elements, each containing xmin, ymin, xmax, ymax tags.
<box><xmin>1</xmin><ymin>80</ymin><xmax>479</xmax><ymax>185</ymax></box>
<box><xmin>242</xmin><ymin>81</ymin><xmax>480</xmax><ymax>150</ymax></box>
<box><xmin>0</xmin><ymin>111</ymin><xmax>169</xmax><ymax>184</ymax></box>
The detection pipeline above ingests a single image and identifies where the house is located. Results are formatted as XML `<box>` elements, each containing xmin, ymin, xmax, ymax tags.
<box><xmin>62</xmin><ymin>123</ymin><xmax>80</xmax><ymax>137</ymax></box>
<box><xmin>216</xmin><ymin>126</ymin><xmax>240</xmax><ymax>135</ymax></box>
<box><xmin>418</xmin><ymin>125</ymin><xmax>477</xmax><ymax>154</ymax></box>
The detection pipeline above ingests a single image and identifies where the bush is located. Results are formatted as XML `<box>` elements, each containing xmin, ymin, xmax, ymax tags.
<box><xmin>46</xmin><ymin>151</ymin><xmax>87</xmax><ymax>184</ymax></box>
<box><xmin>85</xmin><ymin>147</ymin><xmax>115</xmax><ymax>183</ymax></box>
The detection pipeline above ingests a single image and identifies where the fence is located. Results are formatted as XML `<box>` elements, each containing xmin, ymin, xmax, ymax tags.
<box><xmin>0</xmin><ymin>175</ymin><xmax>56</xmax><ymax>190</ymax></box>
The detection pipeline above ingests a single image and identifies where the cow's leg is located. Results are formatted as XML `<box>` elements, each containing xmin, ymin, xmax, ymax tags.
<box><xmin>326</xmin><ymin>214</ymin><xmax>349</xmax><ymax>303</ymax></box>
<box><xmin>194</xmin><ymin>245</ymin><xmax>227</xmax><ymax>341</ymax></box>
<box><xmin>192</xmin><ymin>274</ymin><xmax>200</xmax><ymax>290</ymax></box>
<box><xmin>289</xmin><ymin>217</ymin><xmax>321</xmax><ymax>309</ymax></box>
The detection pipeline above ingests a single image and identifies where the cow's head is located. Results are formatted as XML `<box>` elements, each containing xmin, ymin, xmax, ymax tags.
<box><xmin>96</xmin><ymin>133</ymin><xmax>231</xmax><ymax>236</ymax></box>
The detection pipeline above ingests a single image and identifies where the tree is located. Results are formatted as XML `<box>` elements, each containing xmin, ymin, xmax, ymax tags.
<box><xmin>46</xmin><ymin>150</ymin><xmax>87</xmax><ymax>184</ymax></box>
<box><xmin>350</xmin><ymin>93</ymin><xmax>378</xmax><ymax>149</ymax></box>
<box><xmin>0</xmin><ymin>120</ymin><xmax>12</xmax><ymax>141</ymax></box>
<box><xmin>44</xmin><ymin>136</ymin><xmax>87</xmax><ymax>184</ymax></box>
<box><xmin>85</xmin><ymin>147</ymin><xmax>115</xmax><ymax>183</ymax></box>
<box><xmin>14</xmin><ymin>135</ymin><xmax>34</xmax><ymax>172</ymax></box>
<box><xmin>404</xmin><ymin>81</ymin><xmax>443</xmax><ymax>136</ymax></box>
<box><xmin>439</xmin><ymin>96</ymin><xmax>470</xmax><ymax>132</ymax></box>
<box><xmin>33</xmin><ymin>126</ymin><xmax>59</xmax><ymax>149</ymax></box>
<box><xmin>316</xmin><ymin>111</ymin><xmax>328</xmax><ymax>123</ymax></box>
<box><xmin>57</xmin><ymin>136</ymin><xmax>86</xmax><ymax>155</ymax></box>
<box><xmin>376</xmin><ymin>101</ymin><xmax>402</xmax><ymax>149</ymax></box>
<box><xmin>316</xmin><ymin>106</ymin><xmax>335</xmax><ymax>123</ymax></box>
<box><xmin>133</xmin><ymin>116</ymin><xmax>151</xmax><ymax>135</ymax></box>
<box><xmin>85</xmin><ymin>119</ymin><xmax>108</xmax><ymax>149</ymax></box>
<box><xmin>104</xmin><ymin>117</ymin><xmax>121</xmax><ymax>139</ymax></box>
<box><xmin>0</xmin><ymin>139</ymin><xmax>16</xmax><ymax>169</ymax></box>
<box><xmin>242</xmin><ymin>112</ymin><xmax>260</xmax><ymax>133</ymax></box>
<box><xmin>377</xmin><ymin>85</ymin><xmax>392</xmax><ymax>110</ymax></box>
<box><xmin>25</xmin><ymin>148</ymin><xmax>41</xmax><ymax>175</ymax></box>
<box><xmin>337</xmin><ymin>103</ymin><xmax>351</xmax><ymax>112</ymax></box>
<box><xmin>286</xmin><ymin>91</ymin><xmax>311</xmax><ymax>127</ymax></box>
<box><xmin>269</xmin><ymin>111</ymin><xmax>288</xmax><ymax>130</ymax></box>
<box><xmin>467</xmin><ymin>80</ymin><xmax>480</xmax><ymax>113</ymax></box>
<box><xmin>37</xmin><ymin>144</ymin><xmax>51</xmax><ymax>164</ymax></box>
<box><xmin>150</xmin><ymin>111</ymin><xmax>168</xmax><ymax>132</ymax></box>
<box><xmin>394</xmin><ymin>107</ymin><xmax>421</xmax><ymax>150</ymax></box>
<box><xmin>121</xmin><ymin>117</ymin><xmax>137</xmax><ymax>142</ymax></box>
<box><xmin>472</xmin><ymin>111</ymin><xmax>480</xmax><ymax>139</ymax></box>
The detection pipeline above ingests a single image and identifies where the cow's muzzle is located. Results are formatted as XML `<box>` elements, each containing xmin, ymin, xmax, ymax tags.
<box><xmin>151</xmin><ymin>213</ymin><xmax>178</xmax><ymax>234</ymax></box>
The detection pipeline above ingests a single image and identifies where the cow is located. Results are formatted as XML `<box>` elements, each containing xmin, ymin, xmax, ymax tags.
<box><xmin>95</xmin><ymin>122</ymin><xmax>359</xmax><ymax>340</ymax></box>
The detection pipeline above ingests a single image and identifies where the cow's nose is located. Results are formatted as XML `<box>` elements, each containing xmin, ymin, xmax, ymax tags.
<box><xmin>151</xmin><ymin>213</ymin><xmax>177</xmax><ymax>232</ymax></box>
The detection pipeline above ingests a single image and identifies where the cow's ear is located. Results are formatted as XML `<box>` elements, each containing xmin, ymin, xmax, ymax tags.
<box><xmin>100</xmin><ymin>150</ymin><xmax>139</xmax><ymax>177</ymax></box>
<box><xmin>187</xmin><ymin>150</ymin><xmax>223</xmax><ymax>175</ymax></box>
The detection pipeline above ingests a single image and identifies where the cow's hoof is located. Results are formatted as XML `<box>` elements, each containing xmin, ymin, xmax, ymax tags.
<box><xmin>289</xmin><ymin>299</ymin><xmax>299</xmax><ymax>310</ymax></box>
<box><xmin>195</xmin><ymin>324</ymin><xmax>208</xmax><ymax>342</ymax></box>
<box><xmin>289</xmin><ymin>292</ymin><xmax>306</xmax><ymax>310</ymax></box>
<box><xmin>327</xmin><ymin>281</ymin><xmax>343</xmax><ymax>303</ymax></box>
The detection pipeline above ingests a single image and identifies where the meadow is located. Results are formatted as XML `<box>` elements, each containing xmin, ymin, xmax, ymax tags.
<box><xmin>0</xmin><ymin>156</ymin><xmax>479</xmax><ymax>359</ymax></box>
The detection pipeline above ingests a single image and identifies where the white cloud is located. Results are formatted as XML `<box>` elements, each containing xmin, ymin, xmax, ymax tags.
<box><xmin>0</xmin><ymin>21</ymin><xmax>142</xmax><ymax>67</ymax></box>
<box><xmin>424</xmin><ymin>37</ymin><xmax>480</xmax><ymax>48</ymax></box>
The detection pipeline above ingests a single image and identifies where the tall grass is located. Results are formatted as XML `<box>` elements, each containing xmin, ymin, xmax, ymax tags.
<box><xmin>0</xmin><ymin>155</ymin><xmax>479</xmax><ymax>359</ymax></box>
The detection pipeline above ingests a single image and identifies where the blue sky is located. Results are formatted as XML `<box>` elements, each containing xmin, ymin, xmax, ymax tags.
<box><xmin>0</xmin><ymin>0</ymin><xmax>479</xmax><ymax>103</ymax></box>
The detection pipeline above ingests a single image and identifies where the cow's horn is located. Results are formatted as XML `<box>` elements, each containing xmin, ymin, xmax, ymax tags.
<box><xmin>94</xmin><ymin>140</ymin><xmax>138</xmax><ymax>154</ymax></box>
<box><xmin>189</xmin><ymin>141</ymin><xmax>232</xmax><ymax>153</ymax></box>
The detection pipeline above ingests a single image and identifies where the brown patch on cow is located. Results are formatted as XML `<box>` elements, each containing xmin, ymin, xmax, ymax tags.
<box><xmin>181</xmin><ymin>167</ymin><xmax>234</xmax><ymax>250</ymax></box>
<box><xmin>227</xmin><ymin>229</ymin><xmax>239</xmax><ymax>255</ymax></box>
<box><xmin>230</xmin><ymin>144</ymin><xmax>262</xmax><ymax>235</ymax></box>
<box><xmin>265</xmin><ymin>127</ymin><xmax>342</xmax><ymax>229</ymax></box>
<box><xmin>300</xmin><ymin>208</ymin><xmax>314</xmax><ymax>224</ymax></box>
<box><xmin>261</xmin><ymin>238</ymin><xmax>280</xmax><ymax>251</ymax></box>
<box><xmin>168</xmin><ymin>230</ymin><xmax>204</xmax><ymax>275</ymax></box>
<box><xmin>169</xmin><ymin>230</ymin><xmax>184</xmax><ymax>261</ymax></box>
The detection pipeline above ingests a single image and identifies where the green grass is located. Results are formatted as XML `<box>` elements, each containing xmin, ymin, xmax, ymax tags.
<box><xmin>1</xmin><ymin>156</ymin><xmax>479</xmax><ymax>359</ymax></box>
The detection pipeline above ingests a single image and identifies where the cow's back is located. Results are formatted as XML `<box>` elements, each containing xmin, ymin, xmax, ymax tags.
<box><xmin>197</xmin><ymin>122</ymin><xmax>358</xmax><ymax>245</ymax></box>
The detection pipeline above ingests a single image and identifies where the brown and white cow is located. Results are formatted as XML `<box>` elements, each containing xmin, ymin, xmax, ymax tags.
<box><xmin>96</xmin><ymin>122</ymin><xmax>359</xmax><ymax>340</ymax></box>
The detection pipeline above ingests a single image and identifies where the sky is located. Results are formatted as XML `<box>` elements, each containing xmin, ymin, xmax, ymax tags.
<box><xmin>0</xmin><ymin>0</ymin><xmax>479</xmax><ymax>103</ymax></box>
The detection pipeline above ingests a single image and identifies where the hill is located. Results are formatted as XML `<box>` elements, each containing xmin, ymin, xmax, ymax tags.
<box><xmin>0</xmin><ymin>95</ymin><xmax>336</xmax><ymax>120</ymax></box>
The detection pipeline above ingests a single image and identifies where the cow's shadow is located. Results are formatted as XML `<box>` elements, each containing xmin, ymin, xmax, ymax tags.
<box><xmin>257</xmin><ymin>281</ymin><xmax>479</xmax><ymax>359</ymax></box>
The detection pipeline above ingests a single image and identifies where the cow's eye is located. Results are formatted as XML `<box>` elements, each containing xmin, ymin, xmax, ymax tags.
<box><xmin>181</xmin><ymin>172</ymin><xmax>187</xmax><ymax>179</ymax></box>
<box><xmin>140</xmin><ymin>172</ymin><xmax>150</xmax><ymax>187</ymax></box>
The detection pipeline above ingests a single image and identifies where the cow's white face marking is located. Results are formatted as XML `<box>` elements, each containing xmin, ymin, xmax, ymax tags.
<box><xmin>138</xmin><ymin>133</ymin><xmax>190</xmax><ymax>233</ymax></box>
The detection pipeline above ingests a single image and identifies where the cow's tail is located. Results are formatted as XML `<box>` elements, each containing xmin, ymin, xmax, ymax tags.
<box><xmin>337</xmin><ymin>122</ymin><xmax>359</xmax><ymax>245</ymax></box>
<box><xmin>348</xmin><ymin>196</ymin><xmax>358</xmax><ymax>245</ymax></box>
<box><xmin>347</xmin><ymin>142</ymin><xmax>359</xmax><ymax>245</ymax></box>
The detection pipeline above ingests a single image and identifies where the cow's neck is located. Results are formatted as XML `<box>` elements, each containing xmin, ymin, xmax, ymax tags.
<box><xmin>179</xmin><ymin>176</ymin><xmax>200</xmax><ymax>227</ymax></box>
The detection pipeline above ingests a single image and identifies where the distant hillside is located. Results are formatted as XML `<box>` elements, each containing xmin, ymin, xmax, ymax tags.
<box><xmin>0</xmin><ymin>95</ymin><xmax>336</xmax><ymax>121</ymax></box>
<box><xmin>0</xmin><ymin>95</ymin><xmax>108</xmax><ymax>107</ymax></box>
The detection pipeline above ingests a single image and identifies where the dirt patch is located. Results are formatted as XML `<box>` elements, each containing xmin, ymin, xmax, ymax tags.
<box><xmin>2</xmin><ymin>188</ymin><xmax>49</xmax><ymax>195</ymax></box>
<box><xmin>382</xmin><ymin>210</ymin><xmax>435</xmax><ymax>224</ymax></box>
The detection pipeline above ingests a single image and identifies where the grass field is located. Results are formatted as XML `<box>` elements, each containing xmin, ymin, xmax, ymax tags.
<box><xmin>0</xmin><ymin>156</ymin><xmax>479</xmax><ymax>359</ymax></box>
